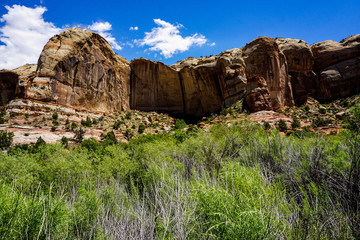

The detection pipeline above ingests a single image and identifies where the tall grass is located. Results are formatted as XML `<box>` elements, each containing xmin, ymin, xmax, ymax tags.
<box><xmin>0</xmin><ymin>122</ymin><xmax>359</xmax><ymax>239</ymax></box>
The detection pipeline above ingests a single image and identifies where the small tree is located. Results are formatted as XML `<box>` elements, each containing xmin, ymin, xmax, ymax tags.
<box><xmin>74</xmin><ymin>127</ymin><xmax>85</xmax><ymax>143</ymax></box>
<box><xmin>0</xmin><ymin>131</ymin><xmax>14</xmax><ymax>149</ymax></box>
<box><xmin>277</xmin><ymin>119</ymin><xmax>288</xmax><ymax>132</ymax></box>
<box><xmin>138</xmin><ymin>124</ymin><xmax>145</xmax><ymax>134</ymax></box>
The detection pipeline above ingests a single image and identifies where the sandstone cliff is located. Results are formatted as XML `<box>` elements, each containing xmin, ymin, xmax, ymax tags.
<box><xmin>276</xmin><ymin>38</ymin><xmax>317</xmax><ymax>105</ymax></box>
<box><xmin>33</xmin><ymin>28</ymin><xmax>130</xmax><ymax>112</ymax></box>
<box><xmin>312</xmin><ymin>34</ymin><xmax>360</xmax><ymax>101</ymax></box>
<box><xmin>1</xmin><ymin>30</ymin><xmax>360</xmax><ymax>116</ymax></box>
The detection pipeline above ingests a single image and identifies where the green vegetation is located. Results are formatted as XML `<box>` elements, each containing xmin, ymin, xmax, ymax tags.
<box><xmin>2</xmin><ymin>103</ymin><xmax>360</xmax><ymax>238</ymax></box>
<box><xmin>0</xmin><ymin>131</ymin><xmax>14</xmax><ymax>150</ymax></box>
<box><xmin>81</xmin><ymin>116</ymin><xmax>92</xmax><ymax>127</ymax></box>
<box><xmin>276</xmin><ymin>119</ymin><xmax>288</xmax><ymax>132</ymax></box>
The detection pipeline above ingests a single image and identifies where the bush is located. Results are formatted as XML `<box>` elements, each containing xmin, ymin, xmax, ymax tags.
<box><xmin>262</xmin><ymin>121</ymin><xmax>271</xmax><ymax>130</ymax></box>
<box><xmin>102</xmin><ymin>131</ymin><xmax>117</xmax><ymax>146</ymax></box>
<box><xmin>138</xmin><ymin>124</ymin><xmax>145</xmax><ymax>134</ymax></box>
<box><xmin>0</xmin><ymin>130</ymin><xmax>14</xmax><ymax>149</ymax></box>
<box><xmin>124</xmin><ymin>111</ymin><xmax>132</xmax><ymax>120</ymax></box>
<box><xmin>276</xmin><ymin>119</ymin><xmax>288</xmax><ymax>132</ymax></box>
<box><xmin>51</xmin><ymin>126</ymin><xmax>57</xmax><ymax>132</ymax></box>
<box><xmin>71</xmin><ymin>122</ymin><xmax>78</xmax><ymax>131</ymax></box>
<box><xmin>174</xmin><ymin>119</ymin><xmax>187</xmax><ymax>130</ymax></box>
<box><xmin>81</xmin><ymin>116</ymin><xmax>92</xmax><ymax>127</ymax></box>
<box><xmin>124</xmin><ymin>128</ymin><xmax>133</xmax><ymax>140</ymax></box>
<box><xmin>74</xmin><ymin>127</ymin><xmax>85</xmax><ymax>143</ymax></box>
<box><xmin>291</xmin><ymin>119</ymin><xmax>301</xmax><ymax>129</ymax></box>
<box><xmin>52</xmin><ymin>112</ymin><xmax>58</xmax><ymax>120</ymax></box>
<box><xmin>113</xmin><ymin>120</ymin><xmax>125</xmax><ymax>130</ymax></box>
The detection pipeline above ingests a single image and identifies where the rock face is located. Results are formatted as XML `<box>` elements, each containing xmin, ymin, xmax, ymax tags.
<box><xmin>311</xmin><ymin>34</ymin><xmax>360</xmax><ymax>101</ymax></box>
<box><xmin>276</xmin><ymin>38</ymin><xmax>317</xmax><ymax>105</ymax></box>
<box><xmin>131</xmin><ymin>50</ymin><xmax>248</xmax><ymax>116</ymax></box>
<box><xmin>2</xmin><ymin>29</ymin><xmax>360</xmax><ymax>116</ymax></box>
<box><xmin>130</xmin><ymin>59</ymin><xmax>184</xmax><ymax>113</ymax></box>
<box><xmin>34</xmin><ymin>28</ymin><xmax>130</xmax><ymax>112</ymax></box>
<box><xmin>245</xmin><ymin>76</ymin><xmax>272</xmax><ymax>112</ymax></box>
<box><xmin>243</xmin><ymin>37</ymin><xmax>294</xmax><ymax>110</ymax></box>
<box><xmin>0</xmin><ymin>70</ymin><xmax>18</xmax><ymax>106</ymax></box>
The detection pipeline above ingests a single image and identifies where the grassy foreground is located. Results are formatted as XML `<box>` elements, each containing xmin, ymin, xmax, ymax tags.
<box><xmin>0</xmin><ymin>120</ymin><xmax>360</xmax><ymax>239</ymax></box>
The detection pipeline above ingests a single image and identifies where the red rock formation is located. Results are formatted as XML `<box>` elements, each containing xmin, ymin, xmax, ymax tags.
<box><xmin>245</xmin><ymin>76</ymin><xmax>272</xmax><ymax>112</ymax></box>
<box><xmin>276</xmin><ymin>38</ymin><xmax>317</xmax><ymax>105</ymax></box>
<box><xmin>130</xmin><ymin>59</ymin><xmax>184</xmax><ymax>113</ymax></box>
<box><xmin>0</xmin><ymin>70</ymin><xmax>18</xmax><ymax>106</ymax></box>
<box><xmin>34</xmin><ymin>28</ymin><xmax>130</xmax><ymax>112</ymax></box>
<box><xmin>243</xmin><ymin>37</ymin><xmax>294</xmax><ymax>110</ymax></box>
<box><xmin>312</xmin><ymin>34</ymin><xmax>360</xmax><ymax>101</ymax></box>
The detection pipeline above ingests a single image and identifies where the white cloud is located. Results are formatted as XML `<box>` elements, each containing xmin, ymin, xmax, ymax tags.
<box><xmin>129</xmin><ymin>26</ymin><xmax>138</xmax><ymax>31</ymax></box>
<box><xmin>0</xmin><ymin>5</ymin><xmax>62</xmax><ymax>69</ymax></box>
<box><xmin>88</xmin><ymin>21</ymin><xmax>122</xmax><ymax>50</ymax></box>
<box><xmin>208</xmin><ymin>42</ymin><xmax>216</xmax><ymax>46</ymax></box>
<box><xmin>136</xmin><ymin>19</ymin><xmax>207</xmax><ymax>58</ymax></box>
<box><xmin>0</xmin><ymin>5</ymin><xmax>123</xmax><ymax>69</ymax></box>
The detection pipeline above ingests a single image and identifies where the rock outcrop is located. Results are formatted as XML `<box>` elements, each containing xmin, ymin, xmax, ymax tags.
<box><xmin>130</xmin><ymin>59</ymin><xmax>184</xmax><ymax>113</ymax></box>
<box><xmin>243</xmin><ymin>37</ymin><xmax>294</xmax><ymax>110</ymax></box>
<box><xmin>311</xmin><ymin>34</ymin><xmax>360</xmax><ymax>101</ymax></box>
<box><xmin>33</xmin><ymin>28</ymin><xmax>130</xmax><ymax>112</ymax></box>
<box><xmin>2</xmin><ymin>29</ymin><xmax>360</xmax><ymax>116</ymax></box>
<box><xmin>0</xmin><ymin>70</ymin><xmax>18</xmax><ymax>106</ymax></box>
<box><xmin>245</xmin><ymin>76</ymin><xmax>272</xmax><ymax>112</ymax></box>
<box><xmin>276</xmin><ymin>38</ymin><xmax>317</xmax><ymax>105</ymax></box>
<box><xmin>131</xmin><ymin>50</ymin><xmax>248</xmax><ymax>116</ymax></box>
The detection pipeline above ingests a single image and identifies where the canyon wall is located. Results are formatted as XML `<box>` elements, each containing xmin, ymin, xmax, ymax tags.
<box><xmin>1</xmin><ymin>29</ymin><xmax>359</xmax><ymax>115</ymax></box>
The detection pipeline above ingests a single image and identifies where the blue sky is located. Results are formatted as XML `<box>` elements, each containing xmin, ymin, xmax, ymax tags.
<box><xmin>0</xmin><ymin>0</ymin><xmax>359</xmax><ymax>69</ymax></box>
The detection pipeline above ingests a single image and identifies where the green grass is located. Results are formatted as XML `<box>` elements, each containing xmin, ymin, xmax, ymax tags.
<box><xmin>0</xmin><ymin>121</ymin><xmax>359</xmax><ymax>239</ymax></box>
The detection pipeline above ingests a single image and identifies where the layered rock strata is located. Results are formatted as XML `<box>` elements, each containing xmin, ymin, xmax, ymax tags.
<box><xmin>34</xmin><ymin>28</ymin><xmax>130</xmax><ymax>112</ymax></box>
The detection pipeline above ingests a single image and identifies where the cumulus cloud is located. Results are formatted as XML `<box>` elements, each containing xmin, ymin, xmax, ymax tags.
<box><xmin>0</xmin><ymin>5</ymin><xmax>122</xmax><ymax>69</ymax></box>
<box><xmin>129</xmin><ymin>26</ymin><xmax>138</xmax><ymax>31</ymax></box>
<box><xmin>136</xmin><ymin>19</ymin><xmax>207</xmax><ymax>58</ymax></box>
<box><xmin>0</xmin><ymin>5</ymin><xmax>62</xmax><ymax>69</ymax></box>
<box><xmin>88</xmin><ymin>21</ymin><xmax>122</xmax><ymax>50</ymax></box>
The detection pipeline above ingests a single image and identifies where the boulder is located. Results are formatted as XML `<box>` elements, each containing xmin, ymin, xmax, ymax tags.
<box><xmin>276</xmin><ymin>38</ymin><xmax>317</xmax><ymax>105</ymax></box>
<box><xmin>34</xmin><ymin>28</ymin><xmax>130</xmax><ymax>112</ymax></box>
<box><xmin>243</xmin><ymin>37</ymin><xmax>294</xmax><ymax>110</ymax></box>
<box><xmin>245</xmin><ymin>76</ymin><xmax>272</xmax><ymax>112</ymax></box>
<box><xmin>0</xmin><ymin>70</ymin><xmax>18</xmax><ymax>106</ymax></box>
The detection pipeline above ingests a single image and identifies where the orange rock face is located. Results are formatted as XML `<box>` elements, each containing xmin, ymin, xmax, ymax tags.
<box><xmin>130</xmin><ymin>59</ymin><xmax>184</xmax><ymax>113</ymax></box>
<box><xmin>245</xmin><ymin>76</ymin><xmax>272</xmax><ymax>112</ymax></box>
<box><xmin>243</xmin><ymin>37</ymin><xmax>294</xmax><ymax>110</ymax></box>
<box><xmin>276</xmin><ymin>38</ymin><xmax>317</xmax><ymax>105</ymax></box>
<box><xmin>312</xmin><ymin>34</ymin><xmax>360</xmax><ymax>101</ymax></box>
<box><xmin>34</xmin><ymin>28</ymin><xmax>130</xmax><ymax>112</ymax></box>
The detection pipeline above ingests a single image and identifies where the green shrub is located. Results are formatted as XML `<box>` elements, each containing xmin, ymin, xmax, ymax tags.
<box><xmin>138</xmin><ymin>124</ymin><xmax>145</xmax><ymax>134</ymax></box>
<box><xmin>174</xmin><ymin>119</ymin><xmax>187</xmax><ymax>130</ymax></box>
<box><xmin>52</xmin><ymin>112</ymin><xmax>58</xmax><ymax>120</ymax></box>
<box><xmin>262</xmin><ymin>121</ymin><xmax>271</xmax><ymax>130</ymax></box>
<box><xmin>113</xmin><ymin>120</ymin><xmax>125</xmax><ymax>130</ymax></box>
<box><xmin>81</xmin><ymin>116</ymin><xmax>92</xmax><ymax>127</ymax></box>
<box><xmin>124</xmin><ymin>128</ymin><xmax>133</xmax><ymax>140</ymax></box>
<box><xmin>276</xmin><ymin>119</ymin><xmax>288</xmax><ymax>132</ymax></box>
<box><xmin>124</xmin><ymin>111</ymin><xmax>132</xmax><ymax>120</ymax></box>
<box><xmin>71</xmin><ymin>122</ymin><xmax>78</xmax><ymax>131</ymax></box>
<box><xmin>291</xmin><ymin>119</ymin><xmax>301</xmax><ymax>129</ymax></box>
<box><xmin>102</xmin><ymin>131</ymin><xmax>117</xmax><ymax>146</ymax></box>
<box><xmin>0</xmin><ymin>130</ymin><xmax>14</xmax><ymax>149</ymax></box>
